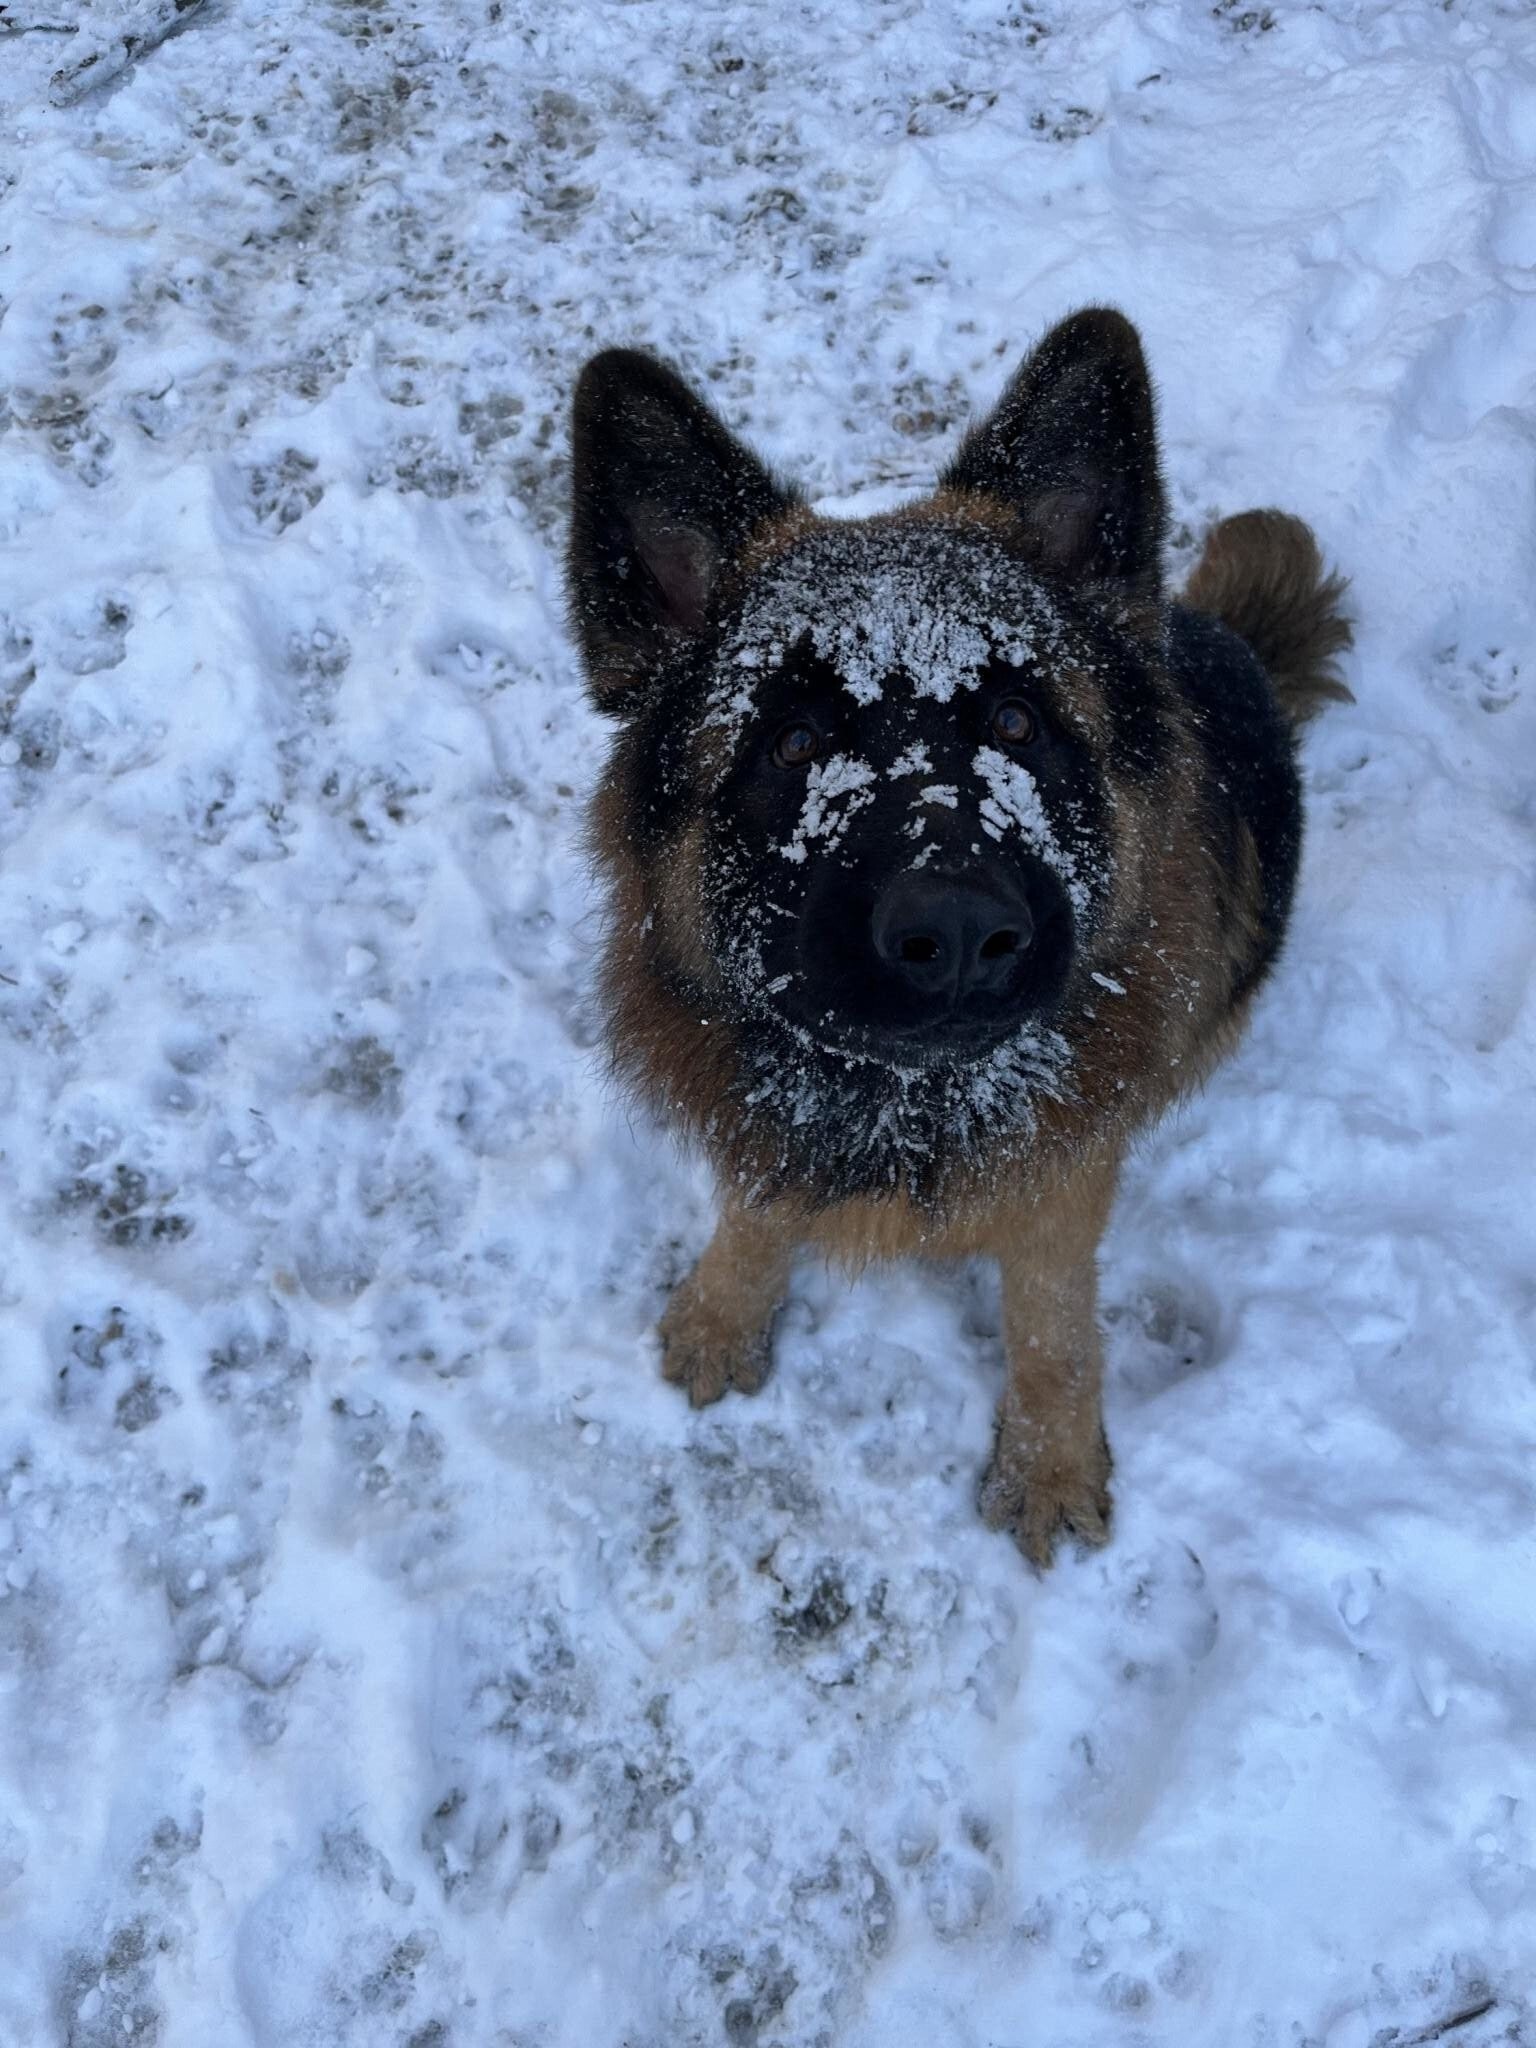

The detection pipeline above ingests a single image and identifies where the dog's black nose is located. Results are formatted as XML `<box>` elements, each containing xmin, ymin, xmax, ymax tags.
<box><xmin>872</xmin><ymin>875</ymin><xmax>1034</xmax><ymax>1003</ymax></box>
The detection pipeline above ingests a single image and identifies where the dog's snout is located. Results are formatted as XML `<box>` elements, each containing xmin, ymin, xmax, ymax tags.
<box><xmin>873</xmin><ymin>876</ymin><xmax>1034</xmax><ymax>1003</ymax></box>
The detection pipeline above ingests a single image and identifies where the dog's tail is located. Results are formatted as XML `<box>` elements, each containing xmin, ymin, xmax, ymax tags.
<box><xmin>1183</xmin><ymin>509</ymin><xmax>1354</xmax><ymax>726</ymax></box>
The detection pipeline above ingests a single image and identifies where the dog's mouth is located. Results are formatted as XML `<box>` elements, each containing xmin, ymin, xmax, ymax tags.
<box><xmin>749</xmin><ymin>970</ymin><xmax>1064</xmax><ymax>1081</ymax></box>
<box><xmin>800</xmin><ymin>1010</ymin><xmax>1025</xmax><ymax>1072</ymax></box>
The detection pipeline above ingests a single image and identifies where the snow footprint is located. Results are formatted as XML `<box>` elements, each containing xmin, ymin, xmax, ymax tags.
<box><xmin>889</xmin><ymin>1793</ymin><xmax>1000</xmax><ymax>1946</ymax></box>
<box><xmin>1104</xmin><ymin>1278</ymin><xmax>1222</xmax><ymax>1401</ymax></box>
<box><xmin>57</xmin><ymin>590</ymin><xmax>131</xmax><ymax>676</ymax></box>
<box><xmin>1432</xmin><ymin>637</ymin><xmax>1522</xmax><ymax>718</ymax></box>
<box><xmin>1067</xmin><ymin>1541</ymin><xmax>1221</xmax><ymax>1842</ymax></box>
<box><xmin>425</xmin><ymin>629</ymin><xmax>520</xmax><ymax>697</ymax></box>
<box><xmin>1016</xmin><ymin>1878</ymin><xmax>1206</xmax><ymax>2020</ymax></box>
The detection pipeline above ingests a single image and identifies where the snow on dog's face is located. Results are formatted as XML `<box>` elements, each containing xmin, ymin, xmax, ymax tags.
<box><xmin>698</xmin><ymin>521</ymin><xmax>1114</xmax><ymax>1068</ymax></box>
<box><xmin>569</xmin><ymin>312</ymin><xmax>1173</xmax><ymax>1200</ymax></box>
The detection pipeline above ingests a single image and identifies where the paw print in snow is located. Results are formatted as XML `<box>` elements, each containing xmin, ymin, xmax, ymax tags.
<box><xmin>59</xmin><ymin>1160</ymin><xmax>193</xmax><ymax>1249</ymax></box>
<box><xmin>50</xmin><ymin>1302</ymin><xmax>179</xmax><ymax>1434</ymax></box>
<box><xmin>1104</xmin><ymin>1279</ymin><xmax>1220</xmax><ymax>1400</ymax></box>
<box><xmin>244</xmin><ymin>448</ymin><xmax>324</xmax><ymax>533</ymax></box>
<box><xmin>1433</xmin><ymin>640</ymin><xmax>1522</xmax><ymax>716</ymax></box>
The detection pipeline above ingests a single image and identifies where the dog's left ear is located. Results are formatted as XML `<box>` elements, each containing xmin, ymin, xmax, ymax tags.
<box><xmin>567</xmin><ymin>349</ymin><xmax>800</xmax><ymax>711</ymax></box>
<box><xmin>942</xmin><ymin>308</ymin><xmax>1165</xmax><ymax>606</ymax></box>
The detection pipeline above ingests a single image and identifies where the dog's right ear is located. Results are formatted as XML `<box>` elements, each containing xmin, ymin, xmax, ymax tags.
<box><xmin>567</xmin><ymin>350</ymin><xmax>800</xmax><ymax>712</ymax></box>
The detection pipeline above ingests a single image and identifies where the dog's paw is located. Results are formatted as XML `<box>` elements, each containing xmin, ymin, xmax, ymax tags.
<box><xmin>979</xmin><ymin>1424</ymin><xmax>1114</xmax><ymax>1569</ymax></box>
<box><xmin>656</xmin><ymin>1293</ymin><xmax>774</xmax><ymax>1408</ymax></box>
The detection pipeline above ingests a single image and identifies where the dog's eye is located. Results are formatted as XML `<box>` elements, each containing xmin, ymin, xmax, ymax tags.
<box><xmin>772</xmin><ymin>720</ymin><xmax>821</xmax><ymax>769</ymax></box>
<box><xmin>991</xmin><ymin>697</ymin><xmax>1038</xmax><ymax>748</ymax></box>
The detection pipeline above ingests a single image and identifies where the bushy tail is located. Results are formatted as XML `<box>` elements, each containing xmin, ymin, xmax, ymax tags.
<box><xmin>1183</xmin><ymin>509</ymin><xmax>1354</xmax><ymax>726</ymax></box>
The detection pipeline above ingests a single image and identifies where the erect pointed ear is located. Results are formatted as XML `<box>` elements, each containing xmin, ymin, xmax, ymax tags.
<box><xmin>566</xmin><ymin>349</ymin><xmax>801</xmax><ymax>710</ymax></box>
<box><xmin>941</xmin><ymin>308</ymin><xmax>1166</xmax><ymax>606</ymax></box>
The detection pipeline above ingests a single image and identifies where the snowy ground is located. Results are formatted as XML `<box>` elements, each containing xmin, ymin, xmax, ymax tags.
<box><xmin>2</xmin><ymin>0</ymin><xmax>1534</xmax><ymax>2041</ymax></box>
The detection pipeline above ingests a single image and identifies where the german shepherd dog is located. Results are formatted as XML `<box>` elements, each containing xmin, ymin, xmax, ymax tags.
<box><xmin>566</xmin><ymin>309</ymin><xmax>1351</xmax><ymax>1566</ymax></box>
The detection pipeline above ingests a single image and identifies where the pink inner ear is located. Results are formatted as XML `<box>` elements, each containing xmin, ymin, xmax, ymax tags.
<box><xmin>1023</xmin><ymin>484</ymin><xmax>1098</xmax><ymax>575</ymax></box>
<box><xmin>636</xmin><ymin>518</ymin><xmax>718</xmax><ymax>634</ymax></box>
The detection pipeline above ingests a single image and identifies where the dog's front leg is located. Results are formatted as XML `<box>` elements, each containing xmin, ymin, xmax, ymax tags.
<box><xmin>657</xmin><ymin>1194</ymin><xmax>797</xmax><ymax>1407</ymax></box>
<box><xmin>978</xmin><ymin>1155</ymin><xmax>1120</xmax><ymax>1568</ymax></box>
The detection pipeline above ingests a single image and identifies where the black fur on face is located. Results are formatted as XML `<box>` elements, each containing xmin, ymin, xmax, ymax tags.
<box><xmin>570</xmin><ymin>310</ymin><xmax>1174</xmax><ymax>1202</ymax></box>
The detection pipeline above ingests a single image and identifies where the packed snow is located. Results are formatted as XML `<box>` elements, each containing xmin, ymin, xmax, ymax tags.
<box><xmin>1</xmin><ymin>1</ymin><xmax>1534</xmax><ymax>2044</ymax></box>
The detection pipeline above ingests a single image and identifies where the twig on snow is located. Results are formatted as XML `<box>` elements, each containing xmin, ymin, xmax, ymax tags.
<box><xmin>1397</xmin><ymin>1997</ymin><xmax>1499</xmax><ymax>2047</ymax></box>
<box><xmin>47</xmin><ymin>0</ymin><xmax>206</xmax><ymax>106</ymax></box>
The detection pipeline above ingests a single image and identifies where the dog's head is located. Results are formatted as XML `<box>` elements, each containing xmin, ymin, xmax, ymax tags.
<box><xmin>568</xmin><ymin>312</ymin><xmax>1179</xmax><ymax>1200</ymax></box>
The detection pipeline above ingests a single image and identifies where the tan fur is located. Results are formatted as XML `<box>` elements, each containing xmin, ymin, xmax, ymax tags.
<box><xmin>658</xmin><ymin>1193</ymin><xmax>797</xmax><ymax>1406</ymax></box>
<box><xmin>653</xmin><ymin>819</ymin><xmax>718</xmax><ymax>989</ymax></box>
<box><xmin>662</xmin><ymin>1142</ymin><xmax>1124</xmax><ymax>1565</ymax></box>
<box><xmin>977</xmin><ymin>1146</ymin><xmax>1122</xmax><ymax>1563</ymax></box>
<box><xmin>732</xmin><ymin>501</ymin><xmax>821</xmax><ymax>579</ymax></box>
<box><xmin>1184</xmin><ymin>509</ymin><xmax>1354</xmax><ymax>724</ymax></box>
<box><xmin>890</xmin><ymin>487</ymin><xmax>1028</xmax><ymax>540</ymax></box>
